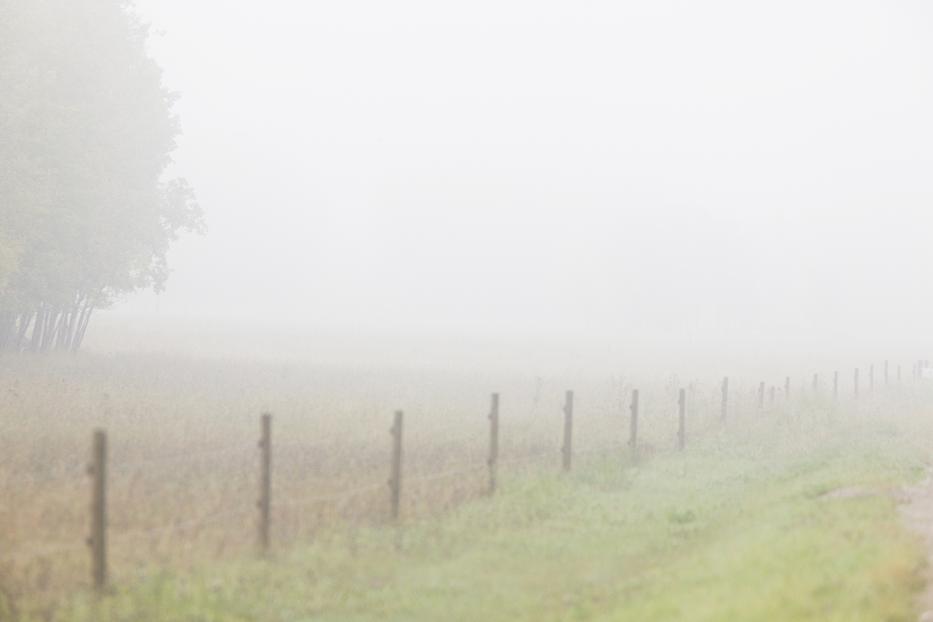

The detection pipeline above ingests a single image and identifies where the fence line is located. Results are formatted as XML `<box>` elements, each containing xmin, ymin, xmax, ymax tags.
<box><xmin>2</xmin><ymin>366</ymin><xmax>928</xmax><ymax>592</ymax></box>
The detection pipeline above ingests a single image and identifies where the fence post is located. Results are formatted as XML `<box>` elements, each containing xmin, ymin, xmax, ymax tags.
<box><xmin>258</xmin><ymin>413</ymin><xmax>272</xmax><ymax>554</ymax></box>
<box><xmin>488</xmin><ymin>393</ymin><xmax>499</xmax><ymax>496</ymax></box>
<box><xmin>854</xmin><ymin>368</ymin><xmax>860</xmax><ymax>399</ymax></box>
<box><xmin>833</xmin><ymin>371</ymin><xmax>839</xmax><ymax>400</ymax></box>
<box><xmin>784</xmin><ymin>377</ymin><xmax>791</xmax><ymax>401</ymax></box>
<box><xmin>629</xmin><ymin>389</ymin><xmax>639</xmax><ymax>461</ymax></box>
<box><xmin>389</xmin><ymin>410</ymin><xmax>404</xmax><ymax>521</ymax></box>
<box><xmin>678</xmin><ymin>388</ymin><xmax>686</xmax><ymax>451</ymax></box>
<box><xmin>720</xmin><ymin>377</ymin><xmax>729</xmax><ymax>421</ymax></box>
<box><xmin>562</xmin><ymin>390</ymin><xmax>574</xmax><ymax>472</ymax></box>
<box><xmin>758</xmin><ymin>382</ymin><xmax>765</xmax><ymax>409</ymax></box>
<box><xmin>88</xmin><ymin>429</ymin><xmax>107</xmax><ymax>592</ymax></box>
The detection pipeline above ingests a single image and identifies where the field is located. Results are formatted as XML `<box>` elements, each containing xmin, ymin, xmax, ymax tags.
<box><xmin>1</xmin><ymin>353</ymin><xmax>931</xmax><ymax>621</ymax></box>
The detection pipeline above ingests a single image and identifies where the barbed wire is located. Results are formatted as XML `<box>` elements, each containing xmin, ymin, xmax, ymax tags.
<box><xmin>273</xmin><ymin>481</ymin><xmax>386</xmax><ymax>511</ymax></box>
<box><xmin>3</xmin><ymin>381</ymin><xmax>929</xmax><ymax>573</ymax></box>
<box><xmin>406</xmin><ymin>463</ymin><xmax>487</xmax><ymax>485</ymax></box>
<box><xmin>110</xmin><ymin>444</ymin><xmax>255</xmax><ymax>473</ymax></box>
<box><xmin>0</xmin><ymin>538</ymin><xmax>85</xmax><ymax>565</ymax></box>
<box><xmin>0</xmin><ymin>432</ymin><xmax>720</xmax><ymax>566</ymax></box>
<box><xmin>110</xmin><ymin>505</ymin><xmax>255</xmax><ymax>543</ymax></box>
<box><xmin>8</xmin><ymin>464</ymin><xmax>88</xmax><ymax>486</ymax></box>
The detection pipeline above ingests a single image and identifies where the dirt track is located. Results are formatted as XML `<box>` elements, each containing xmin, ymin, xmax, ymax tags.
<box><xmin>901</xmin><ymin>473</ymin><xmax>933</xmax><ymax>622</ymax></box>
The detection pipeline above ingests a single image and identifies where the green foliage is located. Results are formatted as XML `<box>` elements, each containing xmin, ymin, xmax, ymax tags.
<box><xmin>0</xmin><ymin>0</ymin><xmax>202</xmax><ymax>347</ymax></box>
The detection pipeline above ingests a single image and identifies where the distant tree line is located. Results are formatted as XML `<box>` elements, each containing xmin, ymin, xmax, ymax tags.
<box><xmin>0</xmin><ymin>0</ymin><xmax>203</xmax><ymax>352</ymax></box>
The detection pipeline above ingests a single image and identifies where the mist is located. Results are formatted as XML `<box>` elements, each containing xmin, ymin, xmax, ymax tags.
<box><xmin>108</xmin><ymin>0</ymin><xmax>933</xmax><ymax>367</ymax></box>
<box><xmin>5</xmin><ymin>2</ymin><xmax>933</xmax><ymax>620</ymax></box>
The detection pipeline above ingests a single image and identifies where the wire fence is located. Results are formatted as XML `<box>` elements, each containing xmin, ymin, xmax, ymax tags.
<box><xmin>1</xmin><ymin>360</ymin><xmax>931</xmax><ymax>597</ymax></box>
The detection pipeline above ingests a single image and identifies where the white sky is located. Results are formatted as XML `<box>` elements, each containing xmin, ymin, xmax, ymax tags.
<box><xmin>123</xmin><ymin>0</ymin><xmax>933</xmax><ymax>348</ymax></box>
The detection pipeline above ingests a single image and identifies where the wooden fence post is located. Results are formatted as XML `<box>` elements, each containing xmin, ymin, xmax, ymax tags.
<box><xmin>678</xmin><ymin>388</ymin><xmax>686</xmax><ymax>451</ymax></box>
<box><xmin>784</xmin><ymin>377</ymin><xmax>791</xmax><ymax>401</ymax></box>
<box><xmin>389</xmin><ymin>410</ymin><xmax>404</xmax><ymax>521</ymax></box>
<box><xmin>854</xmin><ymin>368</ymin><xmax>860</xmax><ymax>399</ymax></box>
<box><xmin>720</xmin><ymin>377</ymin><xmax>729</xmax><ymax>421</ymax></box>
<box><xmin>88</xmin><ymin>429</ymin><xmax>107</xmax><ymax>592</ymax></box>
<box><xmin>562</xmin><ymin>390</ymin><xmax>574</xmax><ymax>472</ymax></box>
<box><xmin>758</xmin><ymin>382</ymin><xmax>765</xmax><ymax>409</ymax></box>
<box><xmin>833</xmin><ymin>371</ymin><xmax>839</xmax><ymax>400</ymax></box>
<box><xmin>258</xmin><ymin>413</ymin><xmax>272</xmax><ymax>554</ymax></box>
<box><xmin>629</xmin><ymin>389</ymin><xmax>639</xmax><ymax>460</ymax></box>
<box><xmin>488</xmin><ymin>393</ymin><xmax>499</xmax><ymax>496</ymax></box>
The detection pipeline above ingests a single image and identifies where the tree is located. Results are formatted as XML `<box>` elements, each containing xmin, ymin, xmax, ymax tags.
<box><xmin>0</xmin><ymin>0</ymin><xmax>203</xmax><ymax>352</ymax></box>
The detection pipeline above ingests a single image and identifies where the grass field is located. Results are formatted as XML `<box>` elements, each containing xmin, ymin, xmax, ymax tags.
<box><xmin>2</xmin><ymin>354</ymin><xmax>931</xmax><ymax>621</ymax></box>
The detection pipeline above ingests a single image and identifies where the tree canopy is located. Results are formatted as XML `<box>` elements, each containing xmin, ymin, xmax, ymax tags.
<box><xmin>0</xmin><ymin>0</ymin><xmax>202</xmax><ymax>351</ymax></box>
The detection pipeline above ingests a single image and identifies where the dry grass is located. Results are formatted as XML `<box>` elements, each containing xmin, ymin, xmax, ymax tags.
<box><xmin>0</xmin><ymin>352</ymin><xmax>928</xmax><ymax>620</ymax></box>
<box><xmin>0</xmin><ymin>352</ymin><xmax>721</xmax><ymax>611</ymax></box>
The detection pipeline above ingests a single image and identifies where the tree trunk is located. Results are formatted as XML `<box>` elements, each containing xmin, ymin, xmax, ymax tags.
<box><xmin>56</xmin><ymin>308</ymin><xmax>74</xmax><ymax>351</ymax></box>
<box><xmin>15</xmin><ymin>312</ymin><xmax>33</xmax><ymax>351</ymax></box>
<box><xmin>1</xmin><ymin>298</ymin><xmax>96</xmax><ymax>354</ymax></box>
<box><xmin>0</xmin><ymin>312</ymin><xmax>13</xmax><ymax>351</ymax></box>
<box><xmin>29</xmin><ymin>307</ymin><xmax>46</xmax><ymax>352</ymax></box>
<box><xmin>41</xmin><ymin>309</ymin><xmax>59</xmax><ymax>352</ymax></box>
<box><xmin>72</xmin><ymin>305</ymin><xmax>93</xmax><ymax>352</ymax></box>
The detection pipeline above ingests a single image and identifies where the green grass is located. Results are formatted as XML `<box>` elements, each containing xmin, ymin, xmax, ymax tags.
<box><xmin>26</xmin><ymin>416</ymin><xmax>933</xmax><ymax>622</ymax></box>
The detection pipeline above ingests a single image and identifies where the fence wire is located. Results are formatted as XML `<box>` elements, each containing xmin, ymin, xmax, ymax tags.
<box><xmin>4</xmin><ymin>376</ymin><xmax>929</xmax><ymax>582</ymax></box>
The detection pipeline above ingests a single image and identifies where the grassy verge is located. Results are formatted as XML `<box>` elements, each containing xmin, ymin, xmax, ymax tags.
<box><xmin>25</xmin><ymin>416</ymin><xmax>932</xmax><ymax>622</ymax></box>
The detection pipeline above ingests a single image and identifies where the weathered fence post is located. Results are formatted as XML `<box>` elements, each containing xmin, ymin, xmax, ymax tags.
<box><xmin>562</xmin><ymin>390</ymin><xmax>574</xmax><ymax>472</ymax></box>
<box><xmin>389</xmin><ymin>410</ymin><xmax>404</xmax><ymax>521</ymax></box>
<box><xmin>833</xmin><ymin>371</ymin><xmax>839</xmax><ymax>400</ymax></box>
<box><xmin>258</xmin><ymin>413</ymin><xmax>272</xmax><ymax>554</ymax></box>
<box><xmin>784</xmin><ymin>377</ymin><xmax>791</xmax><ymax>401</ymax></box>
<box><xmin>854</xmin><ymin>368</ymin><xmax>860</xmax><ymax>399</ymax></box>
<box><xmin>869</xmin><ymin>364</ymin><xmax>875</xmax><ymax>393</ymax></box>
<box><xmin>678</xmin><ymin>388</ymin><xmax>686</xmax><ymax>451</ymax></box>
<box><xmin>720</xmin><ymin>377</ymin><xmax>729</xmax><ymax>421</ymax></box>
<box><xmin>488</xmin><ymin>393</ymin><xmax>499</xmax><ymax>496</ymax></box>
<box><xmin>629</xmin><ymin>389</ymin><xmax>639</xmax><ymax>460</ymax></box>
<box><xmin>758</xmin><ymin>382</ymin><xmax>765</xmax><ymax>409</ymax></box>
<box><xmin>88</xmin><ymin>429</ymin><xmax>107</xmax><ymax>591</ymax></box>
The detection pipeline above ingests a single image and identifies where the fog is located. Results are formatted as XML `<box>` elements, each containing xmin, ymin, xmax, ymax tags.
<box><xmin>8</xmin><ymin>3</ymin><xmax>933</xmax><ymax>616</ymax></box>
<box><xmin>102</xmin><ymin>0</ymin><xmax>933</xmax><ymax>369</ymax></box>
